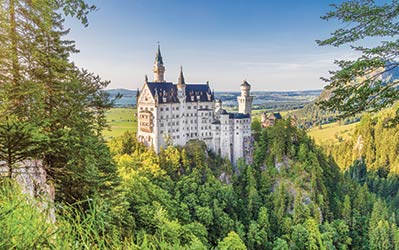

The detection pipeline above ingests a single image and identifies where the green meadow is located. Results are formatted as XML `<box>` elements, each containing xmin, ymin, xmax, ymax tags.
<box><xmin>103</xmin><ymin>108</ymin><xmax>137</xmax><ymax>140</ymax></box>
<box><xmin>307</xmin><ymin>121</ymin><xmax>357</xmax><ymax>145</ymax></box>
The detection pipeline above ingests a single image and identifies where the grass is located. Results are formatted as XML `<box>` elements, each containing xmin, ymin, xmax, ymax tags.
<box><xmin>307</xmin><ymin>121</ymin><xmax>358</xmax><ymax>145</ymax></box>
<box><xmin>103</xmin><ymin>108</ymin><xmax>137</xmax><ymax>140</ymax></box>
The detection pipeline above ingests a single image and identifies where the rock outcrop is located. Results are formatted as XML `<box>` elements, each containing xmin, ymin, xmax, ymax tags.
<box><xmin>0</xmin><ymin>160</ymin><xmax>55</xmax><ymax>222</ymax></box>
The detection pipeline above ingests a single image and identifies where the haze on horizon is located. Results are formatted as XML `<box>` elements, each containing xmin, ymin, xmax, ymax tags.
<box><xmin>66</xmin><ymin>0</ymin><xmax>353</xmax><ymax>92</ymax></box>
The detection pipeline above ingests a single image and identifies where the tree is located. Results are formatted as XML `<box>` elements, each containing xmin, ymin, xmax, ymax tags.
<box><xmin>317</xmin><ymin>0</ymin><xmax>399</xmax><ymax>121</ymax></box>
<box><xmin>342</xmin><ymin>195</ymin><xmax>352</xmax><ymax>226</ymax></box>
<box><xmin>272</xmin><ymin>238</ymin><xmax>289</xmax><ymax>250</ymax></box>
<box><xmin>369</xmin><ymin>220</ymin><xmax>392</xmax><ymax>250</ymax></box>
<box><xmin>217</xmin><ymin>231</ymin><xmax>246</xmax><ymax>250</ymax></box>
<box><xmin>0</xmin><ymin>118</ymin><xmax>44</xmax><ymax>178</ymax></box>
<box><xmin>293</xmin><ymin>192</ymin><xmax>310</xmax><ymax>224</ymax></box>
<box><xmin>0</xmin><ymin>0</ymin><xmax>118</xmax><ymax>205</ymax></box>
<box><xmin>291</xmin><ymin>224</ymin><xmax>309</xmax><ymax>250</ymax></box>
<box><xmin>305</xmin><ymin>218</ymin><xmax>326</xmax><ymax>250</ymax></box>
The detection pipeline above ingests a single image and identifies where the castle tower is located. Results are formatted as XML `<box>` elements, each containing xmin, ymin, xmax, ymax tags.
<box><xmin>215</xmin><ymin>99</ymin><xmax>222</xmax><ymax>111</ymax></box>
<box><xmin>153</xmin><ymin>43</ymin><xmax>165</xmax><ymax>82</ymax></box>
<box><xmin>237</xmin><ymin>80</ymin><xmax>254</xmax><ymax>115</ymax></box>
<box><xmin>177</xmin><ymin>66</ymin><xmax>186</xmax><ymax>102</ymax></box>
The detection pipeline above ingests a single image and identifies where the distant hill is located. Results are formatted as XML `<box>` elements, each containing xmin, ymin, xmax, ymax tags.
<box><xmin>104</xmin><ymin>88</ymin><xmax>322</xmax><ymax>108</ymax></box>
<box><xmin>105</xmin><ymin>89</ymin><xmax>137</xmax><ymax>107</ymax></box>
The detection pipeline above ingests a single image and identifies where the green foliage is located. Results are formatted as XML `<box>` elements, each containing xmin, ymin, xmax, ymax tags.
<box><xmin>0</xmin><ymin>118</ymin><xmax>45</xmax><ymax>177</ymax></box>
<box><xmin>4</xmin><ymin>111</ymin><xmax>399</xmax><ymax>249</ymax></box>
<box><xmin>317</xmin><ymin>0</ymin><xmax>399</xmax><ymax>119</ymax></box>
<box><xmin>217</xmin><ymin>231</ymin><xmax>247</xmax><ymax>250</ymax></box>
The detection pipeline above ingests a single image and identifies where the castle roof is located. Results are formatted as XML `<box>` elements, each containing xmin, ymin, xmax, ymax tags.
<box><xmin>229</xmin><ymin>113</ymin><xmax>251</xmax><ymax>119</ymax></box>
<box><xmin>145</xmin><ymin>82</ymin><xmax>214</xmax><ymax>103</ymax></box>
<box><xmin>177</xmin><ymin>66</ymin><xmax>185</xmax><ymax>86</ymax></box>
<box><xmin>155</xmin><ymin>44</ymin><xmax>163</xmax><ymax>65</ymax></box>
<box><xmin>241</xmin><ymin>80</ymin><xmax>250</xmax><ymax>87</ymax></box>
<box><xmin>270</xmin><ymin>112</ymin><xmax>282</xmax><ymax>119</ymax></box>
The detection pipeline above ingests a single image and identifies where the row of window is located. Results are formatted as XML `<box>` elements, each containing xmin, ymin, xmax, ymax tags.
<box><xmin>160</xmin><ymin>112</ymin><xmax>199</xmax><ymax>119</ymax></box>
<box><xmin>159</xmin><ymin>104</ymin><xmax>211</xmax><ymax>111</ymax></box>
<box><xmin>160</xmin><ymin>107</ymin><xmax>179</xmax><ymax>111</ymax></box>
<box><xmin>199</xmin><ymin>112</ymin><xmax>212</xmax><ymax>117</ymax></box>
<box><xmin>160</xmin><ymin>131</ymin><xmax>198</xmax><ymax>138</ymax></box>
<box><xmin>139</xmin><ymin>107</ymin><xmax>154</xmax><ymax>111</ymax></box>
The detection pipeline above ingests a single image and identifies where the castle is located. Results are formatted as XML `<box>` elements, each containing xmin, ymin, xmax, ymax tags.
<box><xmin>136</xmin><ymin>45</ymin><xmax>254</xmax><ymax>165</ymax></box>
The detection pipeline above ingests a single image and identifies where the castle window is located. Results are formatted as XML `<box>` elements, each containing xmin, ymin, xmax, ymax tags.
<box><xmin>151</xmin><ymin>108</ymin><xmax>154</xmax><ymax>111</ymax></box>
<box><xmin>176</xmin><ymin>107</ymin><xmax>179</xmax><ymax>110</ymax></box>
<box><xmin>200</xmin><ymin>105</ymin><xmax>202</xmax><ymax>109</ymax></box>
<box><xmin>194</xmin><ymin>106</ymin><xmax>197</xmax><ymax>109</ymax></box>
<box><xmin>160</xmin><ymin>116</ymin><xmax>163</xmax><ymax>119</ymax></box>
<box><xmin>160</xmin><ymin>107</ymin><xmax>163</xmax><ymax>111</ymax></box>
<box><xmin>177</xmin><ymin>135</ymin><xmax>179</xmax><ymax>139</ymax></box>
<box><xmin>188</xmin><ymin>106</ymin><xmax>191</xmax><ymax>110</ymax></box>
<box><xmin>160</xmin><ymin>123</ymin><xmax>164</xmax><ymax>127</ymax></box>
<box><xmin>166</xmin><ymin>107</ymin><xmax>169</xmax><ymax>111</ymax></box>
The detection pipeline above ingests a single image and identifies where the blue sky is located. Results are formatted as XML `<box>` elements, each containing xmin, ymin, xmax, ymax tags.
<box><xmin>66</xmin><ymin>0</ymin><xmax>353</xmax><ymax>91</ymax></box>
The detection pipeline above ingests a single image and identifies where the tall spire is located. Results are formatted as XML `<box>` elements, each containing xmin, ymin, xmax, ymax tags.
<box><xmin>178</xmin><ymin>66</ymin><xmax>185</xmax><ymax>86</ymax></box>
<box><xmin>153</xmin><ymin>42</ymin><xmax>165</xmax><ymax>82</ymax></box>
<box><xmin>155</xmin><ymin>42</ymin><xmax>163</xmax><ymax>65</ymax></box>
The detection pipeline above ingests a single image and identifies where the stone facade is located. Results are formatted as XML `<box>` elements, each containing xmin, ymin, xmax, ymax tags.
<box><xmin>137</xmin><ymin>46</ymin><xmax>254</xmax><ymax>165</ymax></box>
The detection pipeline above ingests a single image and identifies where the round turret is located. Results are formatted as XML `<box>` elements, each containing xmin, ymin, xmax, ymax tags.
<box><xmin>240</xmin><ymin>80</ymin><xmax>251</xmax><ymax>97</ymax></box>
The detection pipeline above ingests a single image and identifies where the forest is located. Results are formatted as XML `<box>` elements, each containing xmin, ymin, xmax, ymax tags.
<box><xmin>2</xmin><ymin>0</ymin><xmax>399</xmax><ymax>249</ymax></box>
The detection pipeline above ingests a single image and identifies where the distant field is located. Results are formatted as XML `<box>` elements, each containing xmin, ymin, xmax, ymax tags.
<box><xmin>103</xmin><ymin>108</ymin><xmax>137</xmax><ymax>140</ymax></box>
<box><xmin>307</xmin><ymin>122</ymin><xmax>357</xmax><ymax>144</ymax></box>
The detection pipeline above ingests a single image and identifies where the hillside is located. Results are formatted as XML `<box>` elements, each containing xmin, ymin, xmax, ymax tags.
<box><xmin>8</xmin><ymin>119</ymin><xmax>397</xmax><ymax>249</ymax></box>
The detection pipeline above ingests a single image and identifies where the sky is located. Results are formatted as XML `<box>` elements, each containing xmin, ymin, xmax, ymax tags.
<box><xmin>65</xmin><ymin>0</ymin><xmax>354</xmax><ymax>91</ymax></box>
